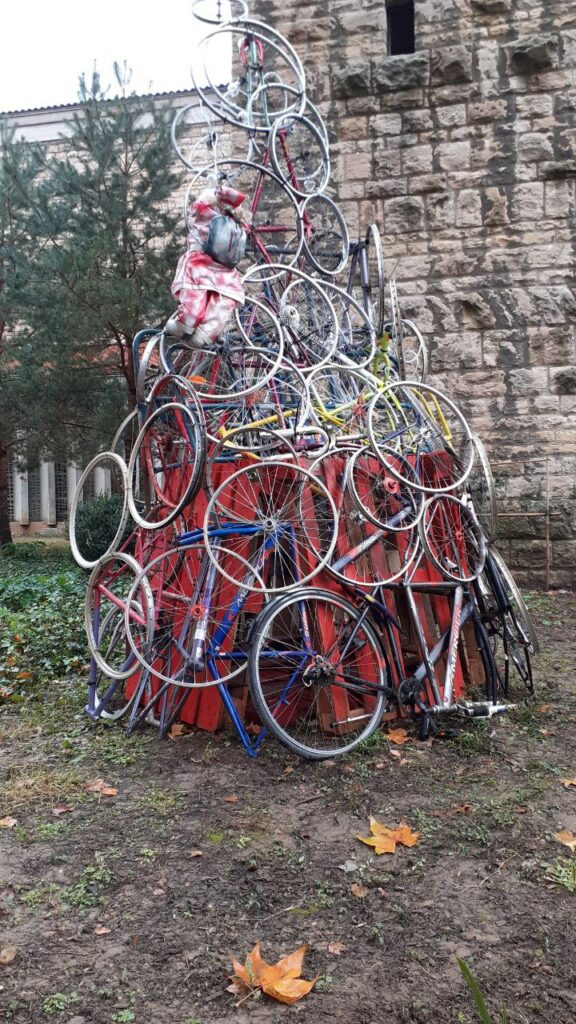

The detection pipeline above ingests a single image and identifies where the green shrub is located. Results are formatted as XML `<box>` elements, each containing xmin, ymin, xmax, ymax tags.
<box><xmin>72</xmin><ymin>493</ymin><xmax>127</xmax><ymax>563</ymax></box>
<box><xmin>0</xmin><ymin>556</ymin><xmax>87</xmax><ymax>687</ymax></box>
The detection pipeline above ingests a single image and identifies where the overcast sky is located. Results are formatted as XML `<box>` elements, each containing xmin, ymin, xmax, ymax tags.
<box><xmin>0</xmin><ymin>0</ymin><xmax>219</xmax><ymax>112</ymax></box>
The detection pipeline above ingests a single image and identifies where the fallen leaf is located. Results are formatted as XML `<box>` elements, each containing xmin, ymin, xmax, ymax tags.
<box><xmin>264</xmin><ymin>975</ymin><xmax>316</xmax><ymax>1005</ymax></box>
<box><xmin>84</xmin><ymin>779</ymin><xmax>118</xmax><ymax>797</ymax></box>
<box><xmin>375</xmin><ymin>761</ymin><xmax>387</xmax><ymax>769</ymax></box>
<box><xmin>93</xmin><ymin>926</ymin><xmax>111</xmax><ymax>936</ymax></box>
<box><xmin>560</xmin><ymin>778</ymin><xmax>576</xmax><ymax>788</ymax></box>
<box><xmin>246</xmin><ymin>723</ymin><xmax>262</xmax><ymax>736</ymax></box>
<box><xmin>0</xmin><ymin>817</ymin><xmax>17</xmax><ymax>828</ymax></box>
<box><xmin>537</xmin><ymin>704</ymin><xmax>551</xmax><ymax>713</ymax></box>
<box><xmin>514</xmin><ymin>806</ymin><xmax>528</xmax><ymax>814</ymax></box>
<box><xmin>16</xmin><ymin>671</ymin><xmax>32</xmax><ymax>679</ymax></box>
<box><xmin>452</xmin><ymin>803</ymin><xmax>472</xmax><ymax>815</ymax></box>
<box><xmin>230</xmin><ymin>943</ymin><xmax>315</xmax><ymax>1005</ymax></box>
<box><xmin>224</xmin><ymin>795</ymin><xmax>239</xmax><ymax>804</ymax></box>
<box><xmin>168</xmin><ymin>723</ymin><xmax>186</xmax><ymax>739</ymax></box>
<box><xmin>52</xmin><ymin>805</ymin><xmax>74</xmax><ymax>816</ymax></box>
<box><xmin>539</xmin><ymin>728</ymin><xmax>556</xmax><ymax>737</ymax></box>
<box><xmin>386</xmin><ymin>727</ymin><xmax>409</xmax><ymax>745</ymax></box>
<box><xmin>357</xmin><ymin>816</ymin><xmax>420</xmax><ymax>856</ymax></box>
<box><xmin>338</xmin><ymin>859</ymin><xmax>359</xmax><ymax>874</ymax></box>
<box><xmin>389</xmin><ymin>749</ymin><xmax>402</xmax><ymax>759</ymax></box>
<box><xmin>554</xmin><ymin>829</ymin><xmax>576</xmax><ymax>853</ymax></box>
<box><xmin>190</xmin><ymin>850</ymin><xmax>203</xmax><ymax>858</ymax></box>
<box><xmin>328</xmin><ymin>941</ymin><xmax>346</xmax><ymax>955</ymax></box>
<box><xmin>350</xmin><ymin>883</ymin><xmax>368</xmax><ymax>898</ymax></box>
<box><xmin>283</xmin><ymin>766</ymin><xmax>295</xmax><ymax>775</ymax></box>
<box><xmin>0</xmin><ymin>945</ymin><xmax>17</xmax><ymax>965</ymax></box>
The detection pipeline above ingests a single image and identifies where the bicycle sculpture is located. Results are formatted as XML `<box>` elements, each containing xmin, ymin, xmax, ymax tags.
<box><xmin>70</xmin><ymin>0</ymin><xmax>539</xmax><ymax>760</ymax></box>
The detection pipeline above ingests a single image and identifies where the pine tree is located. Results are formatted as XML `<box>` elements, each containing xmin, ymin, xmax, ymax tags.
<box><xmin>0</xmin><ymin>67</ymin><xmax>184</xmax><ymax>546</ymax></box>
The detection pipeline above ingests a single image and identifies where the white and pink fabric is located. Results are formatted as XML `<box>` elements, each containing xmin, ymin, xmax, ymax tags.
<box><xmin>169</xmin><ymin>185</ymin><xmax>247</xmax><ymax>341</ymax></box>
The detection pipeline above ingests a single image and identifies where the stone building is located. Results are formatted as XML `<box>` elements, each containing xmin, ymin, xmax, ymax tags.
<box><xmin>4</xmin><ymin>0</ymin><xmax>576</xmax><ymax>585</ymax></box>
<box><xmin>254</xmin><ymin>0</ymin><xmax>576</xmax><ymax>587</ymax></box>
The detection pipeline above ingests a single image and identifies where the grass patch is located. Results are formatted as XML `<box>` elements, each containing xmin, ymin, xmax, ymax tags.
<box><xmin>1</xmin><ymin>767</ymin><xmax>87</xmax><ymax>815</ymax></box>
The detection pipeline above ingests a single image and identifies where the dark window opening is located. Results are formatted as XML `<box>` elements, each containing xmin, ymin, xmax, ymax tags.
<box><xmin>387</xmin><ymin>0</ymin><xmax>415</xmax><ymax>56</ymax></box>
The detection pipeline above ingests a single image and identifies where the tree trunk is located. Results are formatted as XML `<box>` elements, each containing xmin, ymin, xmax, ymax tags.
<box><xmin>0</xmin><ymin>443</ymin><xmax>13</xmax><ymax>547</ymax></box>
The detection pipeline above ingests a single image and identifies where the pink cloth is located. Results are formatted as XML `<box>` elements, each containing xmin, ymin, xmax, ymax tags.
<box><xmin>171</xmin><ymin>185</ymin><xmax>247</xmax><ymax>314</ymax></box>
<box><xmin>174</xmin><ymin>289</ymin><xmax>238</xmax><ymax>341</ymax></box>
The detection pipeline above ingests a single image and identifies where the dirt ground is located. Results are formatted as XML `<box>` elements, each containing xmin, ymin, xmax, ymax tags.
<box><xmin>1</xmin><ymin>591</ymin><xmax>575</xmax><ymax>1024</ymax></box>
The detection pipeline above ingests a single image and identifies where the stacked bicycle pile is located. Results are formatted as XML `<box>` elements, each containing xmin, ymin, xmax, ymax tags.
<box><xmin>69</xmin><ymin>0</ymin><xmax>539</xmax><ymax>760</ymax></box>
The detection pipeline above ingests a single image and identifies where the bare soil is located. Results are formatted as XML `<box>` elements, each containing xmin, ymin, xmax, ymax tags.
<box><xmin>1</xmin><ymin>591</ymin><xmax>575</xmax><ymax>1024</ymax></box>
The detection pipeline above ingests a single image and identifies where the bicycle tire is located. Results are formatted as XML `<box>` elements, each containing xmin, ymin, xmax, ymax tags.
<box><xmin>419</xmin><ymin>494</ymin><xmax>486</xmax><ymax>583</ymax></box>
<box><xmin>85</xmin><ymin>552</ymin><xmax>154</xmax><ymax>681</ymax></box>
<box><xmin>69</xmin><ymin>451</ymin><xmax>130</xmax><ymax>570</ymax></box>
<box><xmin>301</xmin><ymin>193</ymin><xmax>349</xmax><ymax>277</ymax></box>
<box><xmin>365</xmin><ymin>224</ymin><xmax>386</xmax><ymax>338</ymax></box>
<box><xmin>248</xmin><ymin>587</ymin><xmax>389</xmax><ymax>759</ymax></box>
<box><xmin>269</xmin><ymin>113</ymin><xmax>330</xmax><ymax>199</ymax></box>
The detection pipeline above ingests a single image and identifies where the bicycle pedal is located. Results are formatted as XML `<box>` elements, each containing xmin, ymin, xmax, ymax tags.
<box><xmin>455</xmin><ymin>701</ymin><xmax>515</xmax><ymax>719</ymax></box>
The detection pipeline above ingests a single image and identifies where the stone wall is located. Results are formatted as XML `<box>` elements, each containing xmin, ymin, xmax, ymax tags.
<box><xmin>255</xmin><ymin>0</ymin><xmax>576</xmax><ymax>587</ymax></box>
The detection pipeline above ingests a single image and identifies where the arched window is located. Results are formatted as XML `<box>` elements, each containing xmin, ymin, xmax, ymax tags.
<box><xmin>386</xmin><ymin>0</ymin><xmax>415</xmax><ymax>56</ymax></box>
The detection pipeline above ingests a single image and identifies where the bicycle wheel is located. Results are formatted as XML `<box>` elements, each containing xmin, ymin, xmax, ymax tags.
<box><xmin>367</xmin><ymin>381</ymin><xmax>475</xmax><ymax>494</ymax></box>
<box><xmin>305</xmin><ymin>364</ymin><xmax>379</xmax><ymax>439</ymax></box>
<box><xmin>301</xmin><ymin>193</ymin><xmax>349</xmax><ymax>276</ymax></box>
<box><xmin>385</xmin><ymin>318</ymin><xmax>428</xmax><ymax>383</ymax></box>
<box><xmin>365</xmin><ymin>224</ymin><xmax>386</xmax><ymax>338</ymax></box>
<box><xmin>318</xmin><ymin>281</ymin><xmax>377</xmax><ymax>370</ymax></box>
<box><xmin>309</xmin><ymin>446</ymin><xmax>420</xmax><ymax>588</ymax></box>
<box><xmin>203</xmin><ymin>460</ymin><xmax>338</xmax><ymax>593</ymax></box>
<box><xmin>205</xmin><ymin>426</ymin><xmax>297</xmax><ymax>499</ymax></box>
<box><xmin>465</xmin><ymin>434</ymin><xmax>498</xmax><ymax>544</ymax></box>
<box><xmin>136</xmin><ymin>332</ymin><xmax>163</xmax><ymax>404</ymax></box>
<box><xmin>270</xmin><ymin>113</ymin><xmax>330</xmax><ymax>198</ymax></box>
<box><xmin>125</xmin><ymin>543</ymin><xmax>265</xmax><ymax>689</ymax></box>
<box><xmin>488</xmin><ymin>548</ymin><xmax>539</xmax><ymax>655</ymax></box>
<box><xmin>248</xmin><ymin>588</ymin><xmax>389</xmax><ymax>758</ymax></box>
<box><xmin>127</xmin><ymin>402</ymin><xmax>205</xmax><ymax>530</ymax></box>
<box><xmin>243</xmin><ymin>263</ymin><xmax>338</xmax><ymax>371</ymax></box>
<box><xmin>193</xmin><ymin>22</ymin><xmax>306</xmax><ymax>133</ymax></box>
<box><xmin>90</xmin><ymin>605</ymin><xmax>152</xmax><ymax>722</ymax></box>
<box><xmin>85</xmin><ymin>552</ymin><xmax>154</xmax><ymax>680</ymax></box>
<box><xmin>419</xmin><ymin>494</ymin><xmax>486</xmax><ymax>583</ymax></box>
<box><xmin>348</xmin><ymin>447</ymin><xmax>424</xmax><ymax>532</ymax></box>
<box><xmin>69</xmin><ymin>452</ymin><xmax>130</xmax><ymax>570</ymax></box>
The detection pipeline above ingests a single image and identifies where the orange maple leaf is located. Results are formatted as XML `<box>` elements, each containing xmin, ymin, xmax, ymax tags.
<box><xmin>357</xmin><ymin>816</ymin><xmax>420</xmax><ymax>855</ymax></box>
<box><xmin>230</xmin><ymin>943</ymin><xmax>316</xmax><ymax>1005</ymax></box>
<box><xmin>386</xmin><ymin>727</ymin><xmax>409</xmax><ymax>745</ymax></box>
<box><xmin>554</xmin><ymin>829</ymin><xmax>576</xmax><ymax>853</ymax></box>
<box><xmin>560</xmin><ymin>778</ymin><xmax>576</xmax><ymax>788</ymax></box>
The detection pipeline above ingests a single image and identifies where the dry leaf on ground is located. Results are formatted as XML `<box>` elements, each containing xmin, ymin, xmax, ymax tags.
<box><xmin>0</xmin><ymin>817</ymin><xmax>17</xmax><ymax>828</ymax></box>
<box><xmin>328</xmin><ymin>941</ymin><xmax>346</xmax><ymax>955</ymax></box>
<box><xmin>93</xmin><ymin>926</ymin><xmax>111</xmax><ymax>936</ymax></box>
<box><xmin>0</xmin><ymin>946</ymin><xmax>17</xmax><ymax>965</ymax></box>
<box><xmin>554</xmin><ymin>829</ymin><xmax>576</xmax><ymax>853</ymax></box>
<box><xmin>84</xmin><ymin>779</ymin><xmax>118</xmax><ymax>797</ymax></box>
<box><xmin>560</xmin><ymin>778</ymin><xmax>576</xmax><ymax>788</ymax></box>
<box><xmin>224</xmin><ymin>795</ymin><xmax>239</xmax><ymax>803</ymax></box>
<box><xmin>386</xmin><ymin>727</ymin><xmax>409</xmax><ymax>745</ymax></box>
<box><xmin>168</xmin><ymin>723</ymin><xmax>186</xmax><ymax>739</ymax></box>
<box><xmin>52</xmin><ymin>805</ymin><xmax>74</xmax><ymax>816</ymax></box>
<box><xmin>230</xmin><ymin>942</ymin><xmax>316</xmax><ymax>1005</ymax></box>
<box><xmin>16</xmin><ymin>671</ymin><xmax>33</xmax><ymax>679</ymax></box>
<box><xmin>357</xmin><ymin>816</ymin><xmax>420</xmax><ymax>855</ymax></box>
<box><xmin>190</xmin><ymin>850</ymin><xmax>203</xmax><ymax>858</ymax></box>
<box><xmin>350</xmin><ymin>883</ymin><xmax>368</xmax><ymax>898</ymax></box>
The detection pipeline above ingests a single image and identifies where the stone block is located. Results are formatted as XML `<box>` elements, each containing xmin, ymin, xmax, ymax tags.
<box><xmin>545</xmin><ymin>180</ymin><xmax>575</xmax><ymax>219</ymax></box>
<box><xmin>550</xmin><ymin>366</ymin><xmax>576</xmax><ymax>395</ymax></box>
<box><xmin>372</xmin><ymin>113</ymin><xmax>402</xmax><ymax>136</ymax></box>
<box><xmin>372</xmin><ymin>52</ymin><xmax>430</xmax><ymax>92</ymax></box>
<box><xmin>482</xmin><ymin>187</ymin><xmax>510</xmax><ymax>226</ymax></box>
<box><xmin>470</xmin><ymin>0</ymin><xmax>511</xmax><ymax>10</ymax></box>
<box><xmin>432</xmin><ymin>45</ymin><xmax>473</xmax><ymax>86</ymax></box>
<box><xmin>518</xmin><ymin>132</ymin><xmax>554</xmax><ymax>163</ymax></box>
<box><xmin>511</xmin><ymin>182</ymin><xmax>544</xmax><ymax>221</ymax></box>
<box><xmin>402</xmin><ymin>144</ymin><xmax>433</xmax><ymax>175</ymax></box>
<box><xmin>507</xmin><ymin>34</ymin><xmax>559</xmax><ymax>76</ymax></box>
<box><xmin>384</xmin><ymin>195</ymin><xmax>425</xmax><ymax>233</ymax></box>
<box><xmin>436</xmin><ymin>104</ymin><xmax>466</xmax><ymax>128</ymax></box>
<box><xmin>426</xmin><ymin>191</ymin><xmax>456</xmax><ymax>228</ymax></box>
<box><xmin>331</xmin><ymin>61</ymin><xmax>371</xmax><ymax>98</ymax></box>
<box><xmin>402</xmin><ymin>109</ymin><xmax>434</xmax><ymax>132</ymax></box>
<box><xmin>457</xmin><ymin>190</ymin><xmax>482</xmax><ymax>227</ymax></box>
<box><xmin>454</xmin><ymin>292</ymin><xmax>497</xmax><ymax>329</ymax></box>
<box><xmin>528</xmin><ymin>327</ymin><xmax>576</xmax><ymax>367</ymax></box>
<box><xmin>509</xmin><ymin>367</ymin><xmax>549</xmax><ymax>396</ymax></box>
<box><xmin>435</xmin><ymin>141</ymin><xmax>471</xmax><ymax>171</ymax></box>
